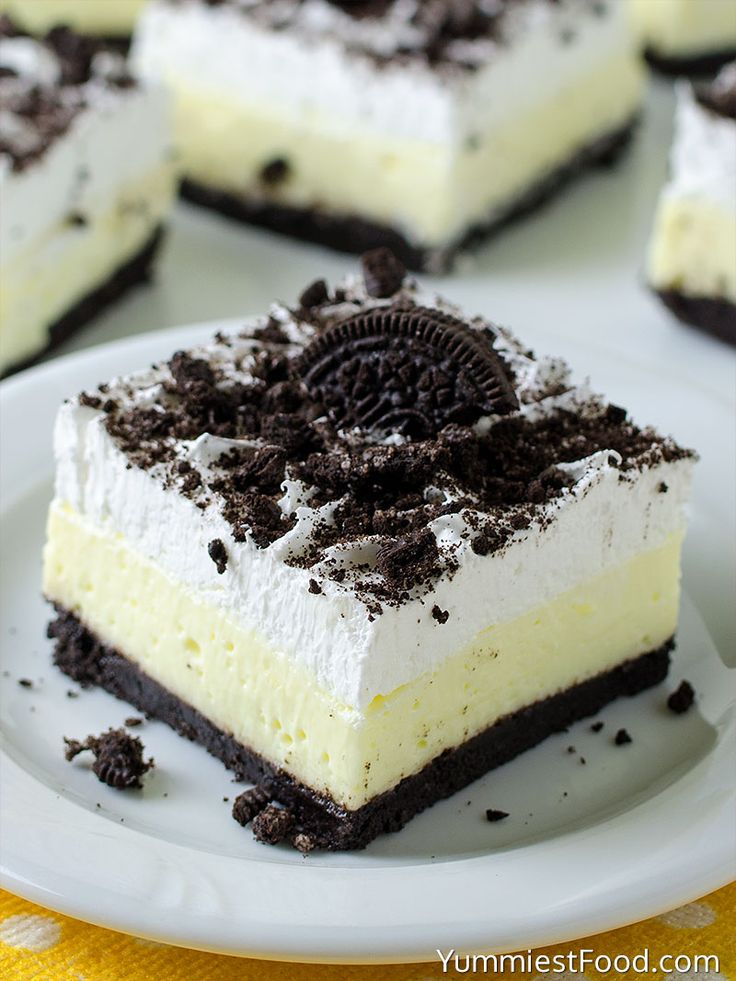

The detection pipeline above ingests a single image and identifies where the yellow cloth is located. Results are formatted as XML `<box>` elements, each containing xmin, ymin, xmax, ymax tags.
<box><xmin>0</xmin><ymin>884</ymin><xmax>733</xmax><ymax>980</ymax></box>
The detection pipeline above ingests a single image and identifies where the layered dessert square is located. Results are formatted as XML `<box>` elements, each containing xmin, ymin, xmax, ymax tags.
<box><xmin>647</xmin><ymin>64</ymin><xmax>736</xmax><ymax>346</ymax></box>
<box><xmin>628</xmin><ymin>0</ymin><xmax>736</xmax><ymax>74</ymax></box>
<box><xmin>131</xmin><ymin>0</ymin><xmax>644</xmax><ymax>272</ymax></box>
<box><xmin>44</xmin><ymin>252</ymin><xmax>695</xmax><ymax>849</ymax></box>
<box><xmin>0</xmin><ymin>19</ymin><xmax>176</xmax><ymax>375</ymax></box>
<box><xmin>0</xmin><ymin>1</ymin><xmax>147</xmax><ymax>42</ymax></box>
<box><xmin>43</xmin><ymin>250</ymin><xmax>693</xmax><ymax>849</ymax></box>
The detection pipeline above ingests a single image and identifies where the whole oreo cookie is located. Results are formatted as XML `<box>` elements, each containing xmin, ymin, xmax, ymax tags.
<box><xmin>297</xmin><ymin>306</ymin><xmax>518</xmax><ymax>437</ymax></box>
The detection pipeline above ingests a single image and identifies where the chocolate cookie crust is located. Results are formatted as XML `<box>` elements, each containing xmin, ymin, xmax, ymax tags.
<box><xmin>655</xmin><ymin>290</ymin><xmax>736</xmax><ymax>347</ymax></box>
<box><xmin>1</xmin><ymin>226</ymin><xmax>164</xmax><ymax>378</ymax></box>
<box><xmin>644</xmin><ymin>48</ymin><xmax>736</xmax><ymax>78</ymax></box>
<box><xmin>49</xmin><ymin>605</ymin><xmax>674</xmax><ymax>850</ymax></box>
<box><xmin>180</xmin><ymin>119</ymin><xmax>636</xmax><ymax>273</ymax></box>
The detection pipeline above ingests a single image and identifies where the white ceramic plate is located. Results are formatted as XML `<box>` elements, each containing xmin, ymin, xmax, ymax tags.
<box><xmin>1</xmin><ymin>324</ymin><xmax>734</xmax><ymax>963</ymax></box>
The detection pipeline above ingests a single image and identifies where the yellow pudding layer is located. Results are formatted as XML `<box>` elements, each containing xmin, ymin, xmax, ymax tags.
<box><xmin>44</xmin><ymin>502</ymin><xmax>683</xmax><ymax>810</ymax></box>
<box><xmin>0</xmin><ymin>0</ymin><xmax>147</xmax><ymax>36</ymax></box>
<box><xmin>0</xmin><ymin>164</ymin><xmax>174</xmax><ymax>374</ymax></box>
<box><xmin>166</xmin><ymin>50</ymin><xmax>641</xmax><ymax>250</ymax></box>
<box><xmin>628</xmin><ymin>0</ymin><xmax>736</xmax><ymax>58</ymax></box>
<box><xmin>648</xmin><ymin>197</ymin><xmax>736</xmax><ymax>303</ymax></box>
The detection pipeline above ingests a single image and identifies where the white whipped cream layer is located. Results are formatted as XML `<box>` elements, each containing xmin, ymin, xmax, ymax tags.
<box><xmin>131</xmin><ymin>0</ymin><xmax>635</xmax><ymax>146</ymax></box>
<box><xmin>664</xmin><ymin>76</ymin><xmax>736</xmax><ymax>212</ymax></box>
<box><xmin>51</xmin><ymin>289</ymin><xmax>694</xmax><ymax>711</ymax></box>
<box><xmin>0</xmin><ymin>39</ymin><xmax>173</xmax><ymax>268</ymax></box>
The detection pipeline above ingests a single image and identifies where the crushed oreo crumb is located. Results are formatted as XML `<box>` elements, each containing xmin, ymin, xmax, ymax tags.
<box><xmin>667</xmin><ymin>680</ymin><xmax>695</xmax><ymax>715</ymax></box>
<box><xmin>63</xmin><ymin>728</ymin><xmax>154</xmax><ymax>789</ymax></box>
<box><xmin>431</xmin><ymin>604</ymin><xmax>449</xmax><ymax>624</ymax></box>
<box><xmin>308</xmin><ymin>578</ymin><xmax>323</xmax><ymax>594</ymax></box>
<box><xmin>124</xmin><ymin>716</ymin><xmax>143</xmax><ymax>727</ymax></box>
<box><xmin>376</xmin><ymin>528</ymin><xmax>440</xmax><ymax>593</ymax></box>
<box><xmin>299</xmin><ymin>278</ymin><xmax>329</xmax><ymax>310</ymax></box>
<box><xmin>17</xmin><ymin>678</ymin><xmax>33</xmax><ymax>688</ymax></box>
<box><xmin>485</xmin><ymin>808</ymin><xmax>509</xmax><ymax>822</ymax></box>
<box><xmin>291</xmin><ymin>831</ymin><xmax>318</xmax><ymax>855</ymax></box>
<box><xmin>590</xmin><ymin>721</ymin><xmax>604</xmax><ymax>733</ymax></box>
<box><xmin>614</xmin><ymin>728</ymin><xmax>632</xmax><ymax>746</ymax></box>
<box><xmin>207</xmin><ymin>538</ymin><xmax>228</xmax><ymax>574</ymax></box>
<box><xmin>361</xmin><ymin>246</ymin><xmax>406</xmax><ymax>298</ymax></box>
<box><xmin>260</xmin><ymin>156</ymin><xmax>291</xmax><ymax>185</ymax></box>
<box><xmin>231</xmin><ymin>785</ymin><xmax>270</xmax><ymax>826</ymax></box>
<box><xmin>252</xmin><ymin>803</ymin><xmax>295</xmax><ymax>844</ymax></box>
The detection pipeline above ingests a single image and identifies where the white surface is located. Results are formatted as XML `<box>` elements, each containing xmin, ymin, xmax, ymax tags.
<box><xmin>0</xmin><ymin>74</ymin><xmax>735</xmax><ymax>961</ymax></box>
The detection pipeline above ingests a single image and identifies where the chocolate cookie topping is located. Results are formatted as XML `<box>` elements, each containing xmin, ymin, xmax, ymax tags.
<box><xmin>0</xmin><ymin>19</ymin><xmax>136</xmax><ymax>172</ymax></box>
<box><xmin>361</xmin><ymin>246</ymin><xmax>406</xmax><ymax>298</ymax></box>
<box><xmin>209</xmin><ymin>0</ymin><xmax>599</xmax><ymax>73</ymax></box>
<box><xmin>83</xmin><ymin>255</ymin><xmax>693</xmax><ymax>608</ymax></box>
<box><xmin>64</xmin><ymin>727</ymin><xmax>154</xmax><ymax>789</ymax></box>
<box><xmin>207</xmin><ymin>538</ymin><xmax>228</xmax><ymax>574</ymax></box>
<box><xmin>297</xmin><ymin>306</ymin><xmax>518</xmax><ymax>436</ymax></box>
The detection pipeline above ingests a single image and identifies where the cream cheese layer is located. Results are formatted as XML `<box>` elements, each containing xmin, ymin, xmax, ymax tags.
<box><xmin>629</xmin><ymin>0</ymin><xmax>736</xmax><ymax>60</ymax></box>
<box><xmin>45</xmin><ymin>502</ymin><xmax>683</xmax><ymax>809</ymax></box>
<box><xmin>647</xmin><ymin>81</ymin><xmax>736</xmax><ymax>302</ymax></box>
<box><xmin>131</xmin><ymin>0</ymin><xmax>642</xmax><ymax>253</ymax></box>
<box><xmin>0</xmin><ymin>0</ymin><xmax>147</xmax><ymax>37</ymax></box>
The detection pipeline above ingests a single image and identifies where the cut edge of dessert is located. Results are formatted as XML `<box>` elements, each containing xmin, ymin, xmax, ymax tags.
<box><xmin>646</xmin><ymin>62</ymin><xmax>736</xmax><ymax>347</ymax></box>
<box><xmin>0</xmin><ymin>16</ymin><xmax>177</xmax><ymax>376</ymax></box>
<box><xmin>43</xmin><ymin>249</ymin><xmax>696</xmax><ymax>851</ymax></box>
<box><xmin>130</xmin><ymin>0</ymin><xmax>644</xmax><ymax>272</ymax></box>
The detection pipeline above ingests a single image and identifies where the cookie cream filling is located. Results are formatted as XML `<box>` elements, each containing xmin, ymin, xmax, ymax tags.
<box><xmin>647</xmin><ymin>71</ymin><xmax>736</xmax><ymax>304</ymax></box>
<box><xmin>0</xmin><ymin>30</ymin><xmax>176</xmax><ymax>372</ymax></box>
<box><xmin>131</xmin><ymin>0</ymin><xmax>642</xmax><ymax>265</ymax></box>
